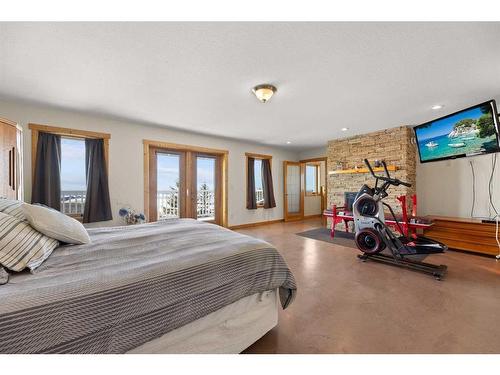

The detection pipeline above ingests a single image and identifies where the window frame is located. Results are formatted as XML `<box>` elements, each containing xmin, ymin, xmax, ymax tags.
<box><xmin>245</xmin><ymin>152</ymin><xmax>272</xmax><ymax>209</ymax></box>
<box><xmin>29</xmin><ymin>123</ymin><xmax>111</xmax><ymax>219</ymax></box>
<box><xmin>305</xmin><ymin>162</ymin><xmax>321</xmax><ymax>196</ymax></box>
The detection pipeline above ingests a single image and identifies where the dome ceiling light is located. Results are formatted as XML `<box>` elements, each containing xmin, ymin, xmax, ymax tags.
<box><xmin>252</xmin><ymin>84</ymin><xmax>277</xmax><ymax>103</ymax></box>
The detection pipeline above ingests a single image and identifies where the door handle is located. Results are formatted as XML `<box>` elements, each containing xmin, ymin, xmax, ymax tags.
<box><xmin>8</xmin><ymin>149</ymin><xmax>12</xmax><ymax>187</ymax></box>
<box><xmin>11</xmin><ymin>147</ymin><xmax>15</xmax><ymax>191</ymax></box>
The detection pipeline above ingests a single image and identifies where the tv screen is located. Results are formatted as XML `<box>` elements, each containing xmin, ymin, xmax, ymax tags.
<box><xmin>414</xmin><ymin>100</ymin><xmax>500</xmax><ymax>163</ymax></box>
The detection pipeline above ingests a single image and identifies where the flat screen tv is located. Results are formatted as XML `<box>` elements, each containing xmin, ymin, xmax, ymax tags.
<box><xmin>414</xmin><ymin>100</ymin><xmax>500</xmax><ymax>163</ymax></box>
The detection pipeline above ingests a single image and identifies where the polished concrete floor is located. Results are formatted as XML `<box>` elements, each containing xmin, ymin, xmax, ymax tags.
<box><xmin>239</xmin><ymin>219</ymin><xmax>500</xmax><ymax>354</ymax></box>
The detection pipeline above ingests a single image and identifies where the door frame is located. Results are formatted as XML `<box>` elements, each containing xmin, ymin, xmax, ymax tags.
<box><xmin>143</xmin><ymin>140</ymin><xmax>228</xmax><ymax>227</ymax></box>
<box><xmin>283</xmin><ymin>160</ymin><xmax>304</xmax><ymax>221</ymax></box>
<box><xmin>300</xmin><ymin>156</ymin><xmax>328</xmax><ymax>215</ymax></box>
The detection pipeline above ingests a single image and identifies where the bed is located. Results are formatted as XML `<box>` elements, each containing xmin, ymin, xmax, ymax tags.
<box><xmin>0</xmin><ymin>219</ymin><xmax>296</xmax><ymax>354</ymax></box>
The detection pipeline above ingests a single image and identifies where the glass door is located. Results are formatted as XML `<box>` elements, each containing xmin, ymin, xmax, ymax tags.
<box><xmin>148</xmin><ymin>146</ymin><xmax>223</xmax><ymax>225</ymax></box>
<box><xmin>195</xmin><ymin>155</ymin><xmax>217</xmax><ymax>222</ymax></box>
<box><xmin>156</xmin><ymin>152</ymin><xmax>182</xmax><ymax>220</ymax></box>
<box><xmin>283</xmin><ymin>161</ymin><xmax>304</xmax><ymax>221</ymax></box>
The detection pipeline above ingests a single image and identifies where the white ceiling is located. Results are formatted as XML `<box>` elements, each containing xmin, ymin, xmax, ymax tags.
<box><xmin>1</xmin><ymin>22</ymin><xmax>500</xmax><ymax>150</ymax></box>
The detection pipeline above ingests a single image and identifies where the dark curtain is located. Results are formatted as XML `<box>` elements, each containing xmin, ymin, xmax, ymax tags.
<box><xmin>83</xmin><ymin>138</ymin><xmax>112</xmax><ymax>223</ymax></box>
<box><xmin>261</xmin><ymin>158</ymin><xmax>276</xmax><ymax>209</ymax></box>
<box><xmin>32</xmin><ymin>132</ymin><xmax>61</xmax><ymax>210</ymax></box>
<box><xmin>246</xmin><ymin>157</ymin><xmax>257</xmax><ymax>209</ymax></box>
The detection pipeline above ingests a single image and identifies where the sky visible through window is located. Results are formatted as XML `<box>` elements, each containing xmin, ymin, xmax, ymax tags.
<box><xmin>306</xmin><ymin>165</ymin><xmax>317</xmax><ymax>192</ymax></box>
<box><xmin>254</xmin><ymin>159</ymin><xmax>263</xmax><ymax>191</ymax></box>
<box><xmin>156</xmin><ymin>153</ymin><xmax>216</xmax><ymax>191</ymax></box>
<box><xmin>61</xmin><ymin>137</ymin><xmax>86</xmax><ymax>191</ymax></box>
<box><xmin>197</xmin><ymin>157</ymin><xmax>215</xmax><ymax>190</ymax></box>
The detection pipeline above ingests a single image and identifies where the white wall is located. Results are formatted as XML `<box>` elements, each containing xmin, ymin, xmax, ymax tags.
<box><xmin>298</xmin><ymin>146</ymin><xmax>326</xmax><ymax>160</ymax></box>
<box><xmin>0</xmin><ymin>99</ymin><xmax>299</xmax><ymax>227</ymax></box>
<box><xmin>417</xmin><ymin>153</ymin><xmax>500</xmax><ymax>219</ymax></box>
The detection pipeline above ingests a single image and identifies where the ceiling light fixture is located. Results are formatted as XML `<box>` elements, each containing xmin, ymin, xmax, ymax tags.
<box><xmin>341</xmin><ymin>127</ymin><xmax>348</xmax><ymax>132</ymax></box>
<box><xmin>252</xmin><ymin>84</ymin><xmax>277</xmax><ymax>103</ymax></box>
<box><xmin>286</xmin><ymin>141</ymin><xmax>292</xmax><ymax>144</ymax></box>
<box><xmin>431</xmin><ymin>104</ymin><xmax>444</xmax><ymax>110</ymax></box>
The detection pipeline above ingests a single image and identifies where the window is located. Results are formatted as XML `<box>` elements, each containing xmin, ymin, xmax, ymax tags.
<box><xmin>245</xmin><ymin>152</ymin><xmax>275</xmax><ymax>209</ymax></box>
<box><xmin>305</xmin><ymin>163</ymin><xmax>320</xmax><ymax>195</ymax></box>
<box><xmin>60</xmin><ymin>137</ymin><xmax>87</xmax><ymax>216</ymax></box>
<box><xmin>29</xmin><ymin>123</ymin><xmax>111</xmax><ymax>221</ymax></box>
<box><xmin>254</xmin><ymin>158</ymin><xmax>264</xmax><ymax>206</ymax></box>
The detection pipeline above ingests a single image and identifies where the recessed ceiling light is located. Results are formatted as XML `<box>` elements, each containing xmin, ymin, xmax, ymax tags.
<box><xmin>431</xmin><ymin>104</ymin><xmax>444</xmax><ymax>110</ymax></box>
<box><xmin>341</xmin><ymin>127</ymin><xmax>348</xmax><ymax>132</ymax></box>
<box><xmin>286</xmin><ymin>141</ymin><xmax>292</xmax><ymax>144</ymax></box>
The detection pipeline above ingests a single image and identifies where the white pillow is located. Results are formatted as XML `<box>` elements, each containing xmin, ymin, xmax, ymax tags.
<box><xmin>22</xmin><ymin>203</ymin><xmax>91</xmax><ymax>245</ymax></box>
<box><xmin>0</xmin><ymin>212</ymin><xmax>59</xmax><ymax>272</ymax></box>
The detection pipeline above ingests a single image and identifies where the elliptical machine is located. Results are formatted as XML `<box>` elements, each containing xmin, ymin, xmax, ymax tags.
<box><xmin>353</xmin><ymin>159</ymin><xmax>448</xmax><ymax>280</ymax></box>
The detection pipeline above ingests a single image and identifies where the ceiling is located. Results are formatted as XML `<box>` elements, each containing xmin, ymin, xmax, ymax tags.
<box><xmin>1</xmin><ymin>22</ymin><xmax>500</xmax><ymax>150</ymax></box>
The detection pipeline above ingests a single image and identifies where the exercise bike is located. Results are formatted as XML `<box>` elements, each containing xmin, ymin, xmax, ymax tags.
<box><xmin>353</xmin><ymin>159</ymin><xmax>448</xmax><ymax>280</ymax></box>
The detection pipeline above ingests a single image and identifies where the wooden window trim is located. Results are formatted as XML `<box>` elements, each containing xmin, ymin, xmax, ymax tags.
<box><xmin>143</xmin><ymin>140</ymin><xmax>228</xmax><ymax>228</ymax></box>
<box><xmin>29</xmin><ymin>123</ymin><xmax>110</xmax><ymax>178</ymax></box>
<box><xmin>245</xmin><ymin>152</ymin><xmax>272</xmax><ymax>209</ymax></box>
<box><xmin>29</xmin><ymin>123</ymin><xmax>111</xmax><ymax>218</ymax></box>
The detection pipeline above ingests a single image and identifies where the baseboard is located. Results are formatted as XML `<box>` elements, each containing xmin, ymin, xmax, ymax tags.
<box><xmin>230</xmin><ymin>215</ymin><xmax>321</xmax><ymax>229</ymax></box>
<box><xmin>303</xmin><ymin>214</ymin><xmax>322</xmax><ymax>220</ymax></box>
<box><xmin>229</xmin><ymin>219</ymin><xmax>284</xmax><ymax>230</ymax></box>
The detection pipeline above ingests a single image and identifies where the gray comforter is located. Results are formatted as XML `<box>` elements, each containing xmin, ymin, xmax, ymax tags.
<box><xmin>0</xmin><ymin>219</ymin><xmax>296</xmax><ymax>353</ymax></box>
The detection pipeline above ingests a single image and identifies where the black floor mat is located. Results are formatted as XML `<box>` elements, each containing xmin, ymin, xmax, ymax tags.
<box><xmin>296</xmin><ymin>227</ymin><xmax>356</xmax><ymax>248</ymax></box>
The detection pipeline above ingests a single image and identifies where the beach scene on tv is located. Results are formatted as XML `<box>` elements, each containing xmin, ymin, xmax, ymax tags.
<box><xmin>416</xmin><ymin>103</ymin><xmax>499</xmax><ymax>162</ymax></box>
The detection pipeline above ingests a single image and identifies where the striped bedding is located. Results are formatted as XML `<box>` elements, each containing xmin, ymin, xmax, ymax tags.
<box><xmin>0</xmin><ymin>198</ymin><xmax>26</xmax><ymax>221</ymax></box>
<box><xmin>0</xmin><ymin>212</ymin><xmax>60</xmax><ymax>272</ymax></box>
<box><xmin>0</xmin><ymin>219</ymin><xmax>296</xmax><ymax>354</ymax></box>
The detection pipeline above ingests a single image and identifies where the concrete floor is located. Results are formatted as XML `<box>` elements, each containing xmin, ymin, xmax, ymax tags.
<box><xmin>239</xmin><ymin>218</ymin><xmax>500</xmax><ymax>354</ymax></box>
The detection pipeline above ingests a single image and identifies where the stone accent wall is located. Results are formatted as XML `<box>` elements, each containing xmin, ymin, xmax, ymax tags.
<box><xmin>327</xmin><ymin>126</ymin><xmax>416</xmax><ymax>228</ymax></box>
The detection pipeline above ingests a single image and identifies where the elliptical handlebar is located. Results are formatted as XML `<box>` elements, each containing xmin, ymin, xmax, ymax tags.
<box><xmin>381</xmin><ymin>160</ymin><xmax>391</xmax><ymax>178</ymax></box>
<box><xmin>363</xmin><ymin>159</ymin><xmax>412</xmax><ymax>188</ymax></box>
<box><xmin>364</xmin><ymin>158</ymin><xmax>376</xmax><ymax>177</ymax></box>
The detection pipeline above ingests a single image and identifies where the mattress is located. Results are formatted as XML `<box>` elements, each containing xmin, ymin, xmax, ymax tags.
<box><xmin>0</xmin><ymin>219</ymin><xmax>296</xmax><ymax>353</ymax></box>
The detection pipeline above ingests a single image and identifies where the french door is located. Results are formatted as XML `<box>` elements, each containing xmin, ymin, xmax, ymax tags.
<box><xmin>283</xmin><ymin>161</ymin><xmax>304</xmax><ymax>221</ymax></box>
<box><xmin>147</xmin><ymin>145</ymin><xmax>225</xmax><ymax>225</ymax></box>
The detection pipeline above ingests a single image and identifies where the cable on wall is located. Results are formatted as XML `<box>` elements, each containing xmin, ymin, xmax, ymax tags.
<box><xmin>488</xmin><ymin>153</ymin><xmax>499</xmax><ymax>216</ymax></box>
<box><xmin>487</xmin><ymin>153</ymin><xmax>500</xmax><ymax>260</ymax></box>
<box><xmin>463</xmin><ymin>147</ymin><xmax>499</xmax><ymax>258</ymax></box>
<box><xmin>469</xmin><ymin>160</ymin><xmax>475</xmax><ymax>218</ymax></box>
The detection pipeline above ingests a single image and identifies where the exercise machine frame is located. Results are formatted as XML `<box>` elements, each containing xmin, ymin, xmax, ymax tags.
<box><xmin>354</xmin><ymin>159</ymin><xmax>448</xmax><ymax>280</ymax></box>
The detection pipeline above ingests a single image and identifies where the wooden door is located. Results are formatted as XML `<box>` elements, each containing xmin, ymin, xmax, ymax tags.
<box><xmin>283</xmin><ymin>161</ymin><xmax>304</xmax><ymax>221</ymax></box>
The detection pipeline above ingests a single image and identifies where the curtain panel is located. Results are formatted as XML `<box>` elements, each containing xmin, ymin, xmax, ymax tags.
<box><xmin>246</xmin><ymin>157</ymin><xmax>257</xmax><ymax>209</ymax></box>
<box><xmin>83</xmin><ymin>138</ymin><xmax>112</xmax><ymax>223</ymax></box>
<box><xmin>31</xmin><ymin>132</ymin><xmax>62</xmax><ymax>210</ymax></box>
<box><xmin>261</xmin><ymin>158</ymin><xmax>276</xmax><ymax>209</ymax></box>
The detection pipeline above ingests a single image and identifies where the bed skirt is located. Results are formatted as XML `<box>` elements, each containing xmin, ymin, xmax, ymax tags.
<box><xmin>127</xmin><ymin>289</ymin><xmax>278</xmax><ymax>354</ymax></box>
